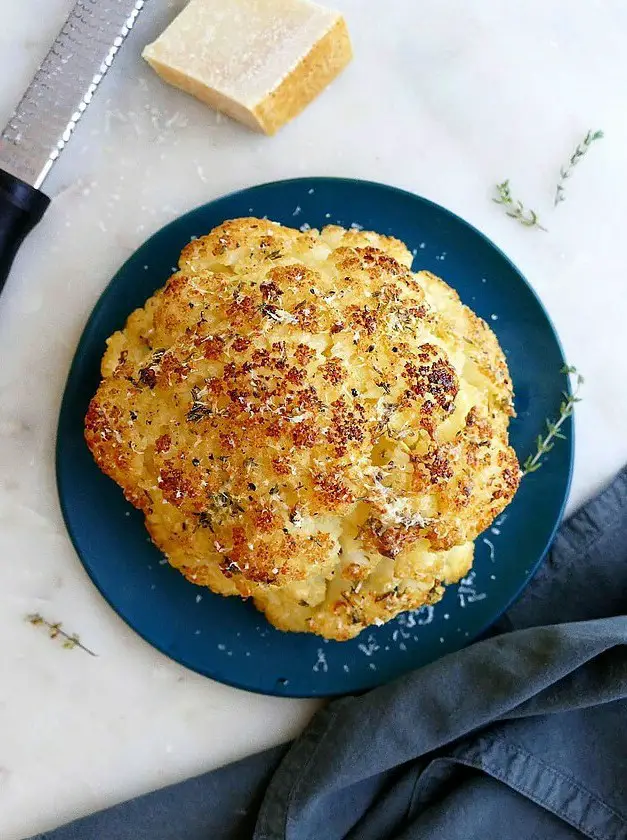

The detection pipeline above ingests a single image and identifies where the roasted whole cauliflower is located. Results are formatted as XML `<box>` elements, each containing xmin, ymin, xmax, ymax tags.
<box><xmin>85</xmin><ymin>218</ymin><xmax>520</xmax><ymax>640</ymax></box>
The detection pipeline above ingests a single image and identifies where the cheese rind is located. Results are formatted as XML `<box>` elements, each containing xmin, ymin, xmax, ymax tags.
<box><xmin>142</xmin><ymin>0</ymin><xmax>352</xmax><ymax>134</ymax></box>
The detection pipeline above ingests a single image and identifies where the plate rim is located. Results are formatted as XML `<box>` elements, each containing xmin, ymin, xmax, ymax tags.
<box><xmin>55</xmin><ymin>176</ymin><xmax>574</xmax><ymax>696</ymax></box>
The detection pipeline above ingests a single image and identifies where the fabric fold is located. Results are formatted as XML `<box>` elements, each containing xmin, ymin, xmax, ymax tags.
<box><xmin>26</xmin><ymin>467</ymin><xmax>627</xmax><ymax>840</ymax></box>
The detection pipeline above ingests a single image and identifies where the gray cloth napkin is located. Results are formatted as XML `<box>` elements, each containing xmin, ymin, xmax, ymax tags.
<box><xmin>29</xmin><ymin>468</ymin><xmax>627</xmax><ymax>840</ymax></box>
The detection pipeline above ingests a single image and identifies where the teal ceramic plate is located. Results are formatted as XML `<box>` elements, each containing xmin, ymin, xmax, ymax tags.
<box><xmin>57</xmin><ymin>178</ymin><xmax>573</xmax><ymax>696</ymax></box>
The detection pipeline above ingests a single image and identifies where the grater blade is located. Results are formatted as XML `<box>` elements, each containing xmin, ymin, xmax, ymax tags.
<box><xmin>0</xmin><ymin>0</ymin><xmax>146</xmax><ymax>190</ymax></box>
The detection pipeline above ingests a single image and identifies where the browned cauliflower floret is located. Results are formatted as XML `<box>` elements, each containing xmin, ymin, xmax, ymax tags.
<box><xmin>85</xmin><ymin>218</ymin><xmax>519</xmax><ymax>640</ymax></box>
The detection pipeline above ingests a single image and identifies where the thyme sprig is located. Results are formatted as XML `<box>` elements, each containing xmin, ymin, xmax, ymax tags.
<box><xmin>493</xmin><ymin>180</ymin><xmax>547</xmax><ymax>230</ymax></box>
<box><xmin>555</xmin><ymin>130</ymin><xmax>604</xmax><ymax>206</ymax></box>
<box><xmin>522</xmin><ymin>365</ymin><xmax>583</xmax><ymax>476</ymax></box>
<box><xmin>26</xmin><ymin>613</ymin><xmax>97</xmax><ymax>656</ymax></box>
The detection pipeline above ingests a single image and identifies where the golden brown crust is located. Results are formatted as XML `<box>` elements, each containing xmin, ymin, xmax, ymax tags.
<box><xmin>86</xmin><ymin>218</ymin><xmax>520</xmax><ymax>641</ymax></box>
<box><xmin>254</xmin><ymin>16</ymin><xmax>353</xmax><ymax>135</ymax></box>
<box><xmin>143</xmin><ymin>14</ymin><xmax>352</xmax><ymax>136</ymax></box>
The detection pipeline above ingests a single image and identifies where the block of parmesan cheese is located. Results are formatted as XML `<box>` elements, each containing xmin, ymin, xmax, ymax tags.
<box><xmin>142</xmin><ymin>0</ymin><xmax>352</xmax><ymax>135</ymax></box>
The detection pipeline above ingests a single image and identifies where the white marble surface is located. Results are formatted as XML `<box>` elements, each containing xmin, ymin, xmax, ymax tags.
<box><xmin>1</xmin><ymin>1</ymin><xmax>627</xmax><ymax>837</ymax></box>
